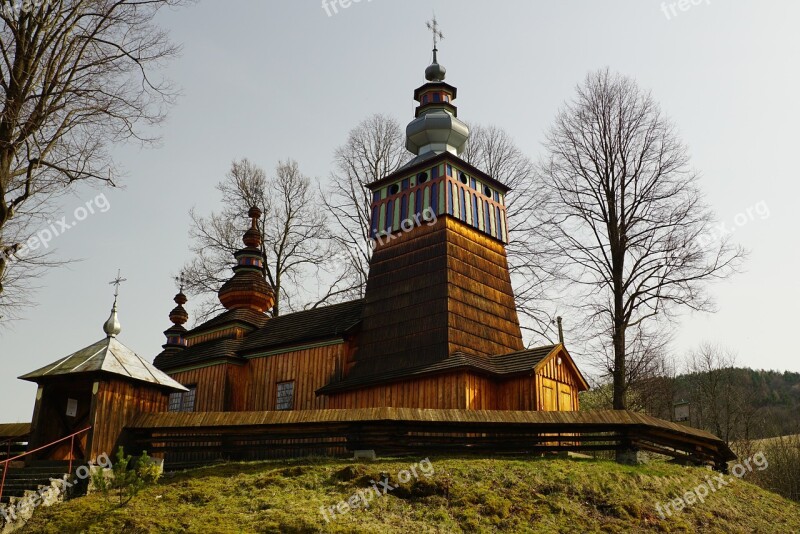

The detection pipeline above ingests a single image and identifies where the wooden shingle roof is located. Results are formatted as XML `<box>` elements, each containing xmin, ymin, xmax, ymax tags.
<box><xmin>20</xmin><ymin>336</ymin><xmax>187</xmax><ymax>391</ymax></box>
<box><xmin>152</xmin><ymin>300</ymin><xmax>364</xmax><ymax>371</ymax></box>
<box><xmin>0</xmin><ymin>422</ymin><xmax>31</xmax><ymax>439</ymax></box>
<box><xmin>238</xmin><ymin>299</ymin><xmax>363</xmax><ymax>355</ymax></box>
<box><xmin>153</xmin><ymin>338</ymin><xmax>245</xmax><ymax>371</ymax></box>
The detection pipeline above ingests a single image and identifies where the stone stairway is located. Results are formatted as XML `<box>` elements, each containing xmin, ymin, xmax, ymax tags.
<box><xmin>0</xmin><ymin>461</ymin><xmax>70</xmax><ymax>505</ymax></box>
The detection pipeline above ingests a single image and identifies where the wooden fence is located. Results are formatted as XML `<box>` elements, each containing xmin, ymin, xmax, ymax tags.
<box><xmin>122</xmin><ymin>408</ymin><xmax>736</xmax><ymax>471</ymax></box>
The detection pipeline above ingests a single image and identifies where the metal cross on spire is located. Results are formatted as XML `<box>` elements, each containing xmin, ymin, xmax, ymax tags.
<box><xmin>175</xmin><ymin>271</ymin><xmax>186</xmax><ymax>293</ymax></box>
<box><xmin>426</xmin><ymin>15</ymin><xmax>444</xmax><ymax>52</ymax></box>
<box><xmin>109</xmin><ymin>269</ymin><xmax>127</xmax><ymax>300</ymax></box>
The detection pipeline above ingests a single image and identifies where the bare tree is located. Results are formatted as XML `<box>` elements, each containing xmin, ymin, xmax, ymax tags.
<box><xmin>184</xmin><ymin>158</ymin><xmax>345</xmax><ymax>322</ymax></box>
<box><xmin>686</xmin><ymin>343</ymin><xmax>759</xmax><ymax>444</ymax></box>
<box><xmin>322</xmin><ymin>114</ymin><xmax>409</xmax><ymax>298</ymax></box>
<box><xmin>578</xmin><ymin>335</ymin><xmax>677</xmax><ymax>419</ymax></box>
<box><xmin>462</xmin><ymin>123</ymin><xmax>557</xmax><ymax>340</ymax></box>
<box><xmin>540</xmin><ymin>69</ymin><xmax>745</xmax><ymax>410</ymax></box>
<box><xmin>0</xmin><ymin>0</ymin><xmax>184</xmax><ymax>317</ymax></box>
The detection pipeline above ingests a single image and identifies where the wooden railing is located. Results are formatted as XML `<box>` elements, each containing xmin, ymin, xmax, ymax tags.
<box><xmin>0</xmin><ymin>426</ymin><xmax>90</xmax><ymax>501</ymax></box>
<box><xmin>122</xmin><ymin>409</ymin><xmax>736</xmax><ymax>471</ymax></box>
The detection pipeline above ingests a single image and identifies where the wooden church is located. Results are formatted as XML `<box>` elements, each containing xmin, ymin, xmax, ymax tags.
<box><xmin>12</xmin><ymin>34</ymin><xmax>589</xmax><ymax>462</ymax></box>
<box><xmin>7</xmin><ymin>31</ymin><xmax>736</xmax><ymax>474</ymax></box>
<box><xmin>149</xmin><ymin>44</ymin><xmax>589</xmax><ymax>415</ymax></box>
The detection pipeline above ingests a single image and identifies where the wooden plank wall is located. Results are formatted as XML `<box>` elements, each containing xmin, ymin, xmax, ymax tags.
<box><xmin>445</xmin><ymin>218</ymin><xmax>525</xmax><ymax>357</ymax></box>
<box><xmin>243</xmin><ymin>343</ymin><xmax>343</xmax><ymax>411</ymax></box>
<box><xmin>169</xmin><ymin>365</ymin><xmax>232</xmax><ymax>412</ymax></box>
<box><xmin>355</xmin><ymin>216</ymin><xmax>525</xmax><ymax>376</ymax></box>
<box><xmin>494</xmin><ymin>376</ymin><xmax>535</xmax><ymax>411</ymax></box>
<box><xmin>534</xmin><ymin>351</ymin><xmax>582</xmax><ymax>411</ymax></box>
<box><xmin>89</xmin><ymin>380</ymin><xmax>168</xmax><ymax>459</ymax></box>
<box><xmin>356</xmin><ymin>219</ymin><xmax>451</xmax><ymax>372</ymax></box>
<box><xmin>464</xmin><ymin>373</ymin><xmax>497</xmax><ymax>410</ymax></box>
<box><xmin>328</xmin><ymin>373</ymin><xmax>466</xmax><ymax>409</ymax></box>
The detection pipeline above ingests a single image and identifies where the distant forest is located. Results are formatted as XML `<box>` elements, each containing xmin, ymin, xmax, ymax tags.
<box><xmin>582</xmin><ymin>368</ymin><xmax>800</xmax><ymax>442</ymax></box>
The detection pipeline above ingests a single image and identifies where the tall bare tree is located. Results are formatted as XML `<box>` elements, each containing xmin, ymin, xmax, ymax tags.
<box><xmin>322</xmin><ymin>114</ymin><xmax>409</xmax><ymax>298</ymax></box>
<box><xmin>540</xmin><ymin>69</ymin><xmax>745</xmax><ymax>410</ymax></box>
<box><xmin>462</xmin><ymin>123</ymin><xmax>557</xmax><ymax>340</ymax></box>
<box><xmin>0</xmin><ymin>0</ymin><xmax>184</xmax><ymax>317</ymax></box>
<box><xmin>184</xmin><ymin>158</ymin><xmax>345</xmax><ymax>322</ymax></box>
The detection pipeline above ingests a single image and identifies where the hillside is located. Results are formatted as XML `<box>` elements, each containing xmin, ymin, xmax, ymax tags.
<box><xmin>19</xmin><ymin>456</ymin><xmax>800</xmax><ymax>533</ymax></box>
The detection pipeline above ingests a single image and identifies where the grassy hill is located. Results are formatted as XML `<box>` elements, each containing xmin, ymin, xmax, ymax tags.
<box><xmin>20</xmin><ymin>456</ymin><xmax>800</xmax><ymax>533</ymax></box>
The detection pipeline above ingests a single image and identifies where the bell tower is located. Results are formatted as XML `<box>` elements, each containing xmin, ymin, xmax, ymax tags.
<box><xmin>343</xmin><ymin>21</ymin><xmax>525</xmax><ymax>383</ymax></box>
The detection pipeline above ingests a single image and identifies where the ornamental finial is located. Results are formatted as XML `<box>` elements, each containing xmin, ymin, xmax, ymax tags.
<box><xmin>426</xmin><ymin>15</ymin><xmax>443</xmax><ymax>60</ymax></box>
<box><xmin>103</xmin><ymin>270</ymin><xmax>126</xmax><ymax>337</ymax></box>
<box><xmin>424</xmin><ymin>15</ymin><xmax>446</xmax><ymax>82</ymax></box>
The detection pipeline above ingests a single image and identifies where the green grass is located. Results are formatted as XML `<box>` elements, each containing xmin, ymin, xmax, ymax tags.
<box><xmin>20</xmin><ymin>455</ymin><xmax>800</xmax><ymax>533</ymax></box>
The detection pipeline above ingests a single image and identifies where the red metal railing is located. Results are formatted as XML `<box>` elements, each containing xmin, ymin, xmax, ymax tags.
<box><xmin>0</xmin><ymin>426</ymin><xmax>90</xmax><ymax>501</ymax></box>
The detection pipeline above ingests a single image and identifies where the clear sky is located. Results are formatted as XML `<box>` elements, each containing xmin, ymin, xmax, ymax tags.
<box><xmin>1</xmin><ymin>1</ymin><xmax>798</xmax><ymax>422</ymax></box>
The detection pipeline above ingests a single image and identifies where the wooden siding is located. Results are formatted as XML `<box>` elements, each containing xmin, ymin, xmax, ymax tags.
<box><xmin>328</xmin><ymin>373</ymin><xmax>466</xmax><ymax>409</ymax></box>
<box><xmin>445</xmin><ymin>218</ymin><xmax>524</xmax><ymax>356</ymax></box>
<box><xmin>494</xmin><ymin>376</ymin><xmax>535</xmax><ymax>411</ymax></box>
<box><xmin>169</xmin><ymin>364</ymin><xmax>236</xmax><ymax>412</ymax></box>
<box><xmin>356</xmin><ymin>219</ymin><xmax>450</xmax><ymax>372</ymax></box>
<box><xmin>88</xmin><ymin>379</ymin><xmax>168</xmax><ymax>459</ymax></box>
<box><xmin>464</xmin><ymin>373</ymin><xmax>497</xmax><ymax>410</ymax></box>
<box><xmin>242</xmin><ymin>343</ymin><xmax>343</xmax><ymax>411</ymax></box>
<box><xmin>352</xmin><ymin>216</ymin><xmax>524</xmax><ymax>380</ymax></box>
<box><xmin>534</xmin><ymin>348</ymin><xmax>583</xmax><ymax>411</ymax></box>
<box><xmin>28</xmin><ymin>379</ymin><xmax>93</xmax><ymax>460</ymax></box>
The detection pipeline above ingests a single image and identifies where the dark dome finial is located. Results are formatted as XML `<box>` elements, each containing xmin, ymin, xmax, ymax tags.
<box><xmin>218</xmin><ymin>207</ymin><xmax>274</xmax><ymax>313</ymax></box>
<box><xmin>163</xmin><ymin>271</ymin><xmax>189</xmax><ymax>349</ymax></box>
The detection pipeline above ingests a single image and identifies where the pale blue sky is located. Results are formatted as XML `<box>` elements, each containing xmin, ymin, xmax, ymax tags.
<box><xmin>1</xmin><ymin>1</ymin><xmax>798</xmax><ymax>422</ymax></box>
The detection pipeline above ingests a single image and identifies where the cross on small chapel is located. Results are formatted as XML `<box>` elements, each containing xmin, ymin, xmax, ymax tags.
<box><xmin>109</xmin><ymin>269</ymin><xmax>127</xmax><ymax>299</ymax></box>
<box><xmin>426</xmin><ymin>15</ymin><xmax>444</xmax><ymax>51</ymax></box>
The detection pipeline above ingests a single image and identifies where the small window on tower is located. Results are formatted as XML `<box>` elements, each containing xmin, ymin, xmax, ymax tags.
<box><xmin>484</xmin><ymin>185</ymin><xmax>492</xmax><ymax>197</ymax></box>
<box><xmin>459</xmin><ymin>172</ymin><xmax>468</xmax><ymax>185</ymax></box>
<box><xmin>389</xmin><ymin>183</ymin><xmax>400</xmax><ymax>195</ymax></box>
<box><xmin>433</xmin><ymin>93</ymin><xmax>441</xmax><ymax>102</ymax></box>
<box><xmin>417</xmin><ymin>171</ymin><xmax>429</xmax><ymax>184</ymax></box>
<box><xmin>276</xmin><ymin>381</ymin><xmax>295</xmax><ymax>410</ymax></box>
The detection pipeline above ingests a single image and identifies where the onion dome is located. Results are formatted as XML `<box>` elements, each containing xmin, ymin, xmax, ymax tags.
<box><xmin>103</xmin><ymin>299</ymin><xmax>121</xmax><ymax>338</ymax></box>
<box><xmin>425</xmin><ymin>48</ymin><xmax>446</xmax><ymax>82</ymax></box>
<box><xmin>163</xmin><ymin>282</ymin><xmax>189</xmax><ymax>350</ymax></box>
<box><xmin>217</xmin><ymin>206</ymin><xmax>274</xmax><ymax>313</ymax></box>
<box><xmin>405</xmin><ymin>40</ymin><xmax>469</xmax><ymax>157</ymax></box>
<box><xmin>103</xmin><ymin>270</ymin><xmax>126</xmax><ymax>338</ymax></box>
